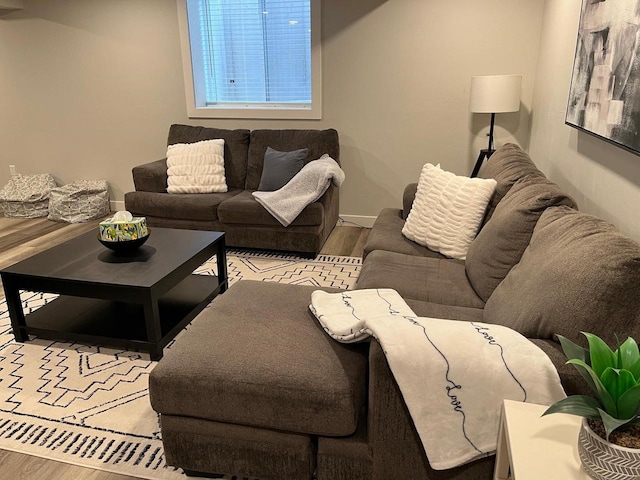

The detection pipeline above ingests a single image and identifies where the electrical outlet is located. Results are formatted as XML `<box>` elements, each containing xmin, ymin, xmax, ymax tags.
<box><xmin>9</xmin><ymin>165</ymin><xmax>16</xmax><ymax>176</ymax></box>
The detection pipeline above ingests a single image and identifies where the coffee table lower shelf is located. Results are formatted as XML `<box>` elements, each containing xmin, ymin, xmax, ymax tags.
<box><xmin>16</xmin><ymin>274</ymin><xmax>220</xmax><ymax>359</ymax></box>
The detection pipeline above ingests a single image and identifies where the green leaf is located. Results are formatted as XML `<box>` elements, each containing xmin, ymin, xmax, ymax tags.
<box><xmin>597</xmin><ymin>408</ymin><xmax>637</xmax><ymax>441</ymax></box>
<box><xmin>542</xmin><ymin>396</ymin><xmax>600</xmax><ymax>418</ymax></box>
<box><xmin>584</xmin><ymin>332</ymin><xmax>617</xmax><ymax>377</ymax></box>
<box><xmin>617</xmin><ymin>337</ymin><xmax>640</xmax><ymax>370</ymax></box>
<box><xmin>566</xmin><ymin>358</ymin><xmax>598</xmax><ymax>394</ymax></box>
<box><xmin>617</xmin><ymin>383</ymin><xmax>640</xmax><ymax>419</ymax></box>
<box><xmin>567</xmin><ymin>359</ymin><xmax>617</xmax><ymax>416</ymax></box>
<box><xmin>557</xmin><ymin>334</ymin><xmax>590</xmax><ymax>364</ymax></box>
<box><xmin>600</xmin><ymin>368</ymin><xmax>637</xmax><ymax>403</ymax></box>
<box><xmin>629</xmin><ymin>357</ymin><xmax>640</xmax><ymax>382</ymax></box>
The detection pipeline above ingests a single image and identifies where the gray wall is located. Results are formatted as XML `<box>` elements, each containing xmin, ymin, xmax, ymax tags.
<box><xmin>0</xmin><ymin>0</ymin><xmax>543</xmax><ymax>225</ymax></box>
<box><xmin>529</xmin><ymin>0</ymin><xmax>640</xmax><ymax>241</ymax></box>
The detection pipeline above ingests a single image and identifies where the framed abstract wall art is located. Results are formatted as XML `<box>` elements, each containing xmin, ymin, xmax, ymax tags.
<box><xmin>566</xmin><ymin>0</ymin><xmax>640</xmax><ymax>155</ymax></box>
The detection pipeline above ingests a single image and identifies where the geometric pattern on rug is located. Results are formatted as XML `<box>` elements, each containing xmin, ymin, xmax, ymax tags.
<box><xmin>0</xmin><ymin>249</ymin><xmax>360</xmax><ymax>480</ymax></box>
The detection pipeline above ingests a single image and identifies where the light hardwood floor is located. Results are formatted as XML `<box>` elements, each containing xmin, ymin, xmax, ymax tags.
<box><xmin>0</xmin><ymin>216</ymin><xmax>369</xmax><ymax>479</ymax></box>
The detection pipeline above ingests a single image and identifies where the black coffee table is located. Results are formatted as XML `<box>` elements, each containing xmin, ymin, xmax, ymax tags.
<box><xmin>0</xmin><ymin>228</ymin><xmax>227</xmax><ymax>360</ymax></box>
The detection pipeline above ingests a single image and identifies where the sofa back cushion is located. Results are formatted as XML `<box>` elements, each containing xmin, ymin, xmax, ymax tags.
<box><xmin>477</xmin><ymin>143</ymin><xmax>546</xmax><ymax>224</ymax></box>
<box><xmin>465</xmin><ymin>175</ymin><xmax>577</xmax><ymax>302</ymax></box>
<box><xmin>167</xmin><ymin>124</ymin><xmax>250</xmax><ymax>190</ymax></box>
<box><xmin>246</xmin><ymin>129</ymin><xmax>340</xmax><ymax>190</ymax></box>
<box><xmin>483</xmin><ymin>206</ymin><xmax>640</xmax><ymax>346</ymax></box>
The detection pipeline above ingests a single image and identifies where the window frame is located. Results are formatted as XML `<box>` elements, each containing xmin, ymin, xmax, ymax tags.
<box><xmin>177</xmin><ymin>0</ymin><xmax>322</xmax><ymax>120</ymax></box>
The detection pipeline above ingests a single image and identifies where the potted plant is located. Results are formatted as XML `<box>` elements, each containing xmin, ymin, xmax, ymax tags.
<box><xmin>543</xmin><ymin>332</ymin><xmax>640</xmax><ymax>480</ymax></box>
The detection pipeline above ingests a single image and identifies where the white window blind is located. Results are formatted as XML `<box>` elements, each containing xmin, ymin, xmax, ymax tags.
<box><xmin>186</xmin><ymin>0</ymin><xmax>312</xmax><ymax>108</ymax></box>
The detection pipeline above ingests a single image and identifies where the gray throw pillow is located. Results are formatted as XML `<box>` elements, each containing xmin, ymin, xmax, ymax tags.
<box><xmin>257</xmin><ymin>147</ymin><xmax>308</xmax><ymax>191</ymax></box>
<box><xmin>465</xmin><ymin>175</ymin><xmax>577</xmax><ymax>302</ymax></box>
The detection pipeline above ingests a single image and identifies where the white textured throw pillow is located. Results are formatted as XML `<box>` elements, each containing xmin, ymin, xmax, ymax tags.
<box><xmin>166</xmin><ymin>139</ymin><xmax>227</xmax><ymax>193</ymax></box>
<box><xmin>402</xmin><ymin>163</ymin><xmax>497</xmax><ymax>260</ymax></box>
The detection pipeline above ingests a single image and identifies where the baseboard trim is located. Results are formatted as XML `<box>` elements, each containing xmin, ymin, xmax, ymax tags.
<box><xmin>338</xmin><ymin>215</ymin><xmax>376</xmax><ymax>228</ymax></box>
<box><xmin>110</xmin><ymin>200</ymin><xmax>125</xmax><ymax>212</ymax></box>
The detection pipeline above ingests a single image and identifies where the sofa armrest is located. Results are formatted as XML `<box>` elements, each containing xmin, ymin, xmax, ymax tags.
<box><xmin>402</xmin><ymin>183</ymin><xmax>418</xmax><ymax>220</ymax></box>
<box><xmin>319</xmin><ymin>183</ymin><xmax>339</xmax><ymax>230</ymax></box>
<box><xmin>367</xmin><ymin>340</ymin><xmax>495</xmax><ymax>479</ymax></box>
<box><xmin>367</xmin><ymin>340</ymin><xmax>430</xmax><ymax>478</ymax></box>
<box><xmin>132</xmin><ymin>159</ymin><xmax>168</xmax><ymax>193</ymax></box>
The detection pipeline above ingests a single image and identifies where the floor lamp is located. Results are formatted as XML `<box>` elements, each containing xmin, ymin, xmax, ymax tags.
<box><xmin>469</xmin><ymin>74</ymin><xmax>522</xmax><ymax>177</ymax></box>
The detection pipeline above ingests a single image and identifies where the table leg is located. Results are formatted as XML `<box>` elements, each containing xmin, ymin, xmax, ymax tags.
<box><xmin>217</xmin><ymin>237</ymin><xmax>228</xmax><ymax>294</ymax></box>
<box><xmin>493</xmin><ymin>404</ymin><xmax>511</xmax><ymax>480</ymax></box>
<box><xmin>143</xmin><ymin>297</ymin><xmax>163</xmax><ymax>361</ymax></box>
<box><xmin>2</xmin><ymin>277</ymin><xmax>28</xmax><ymax>342</ymax></box>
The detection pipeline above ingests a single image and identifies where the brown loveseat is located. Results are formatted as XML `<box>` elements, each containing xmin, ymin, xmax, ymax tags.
<box><xmin>148</xmin><ymin>144</ymin><xmax>640</xmax><ymax>479</ymax></box>
<box><xmin>124</xmin><ymin>124</ymin><xmax>340</xmax><ymax>256</ymax></box>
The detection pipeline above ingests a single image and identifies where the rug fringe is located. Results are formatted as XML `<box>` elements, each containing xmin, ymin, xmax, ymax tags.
<box><xmin>0</xmin><ymin>416</ymin><xmax>183</xmax><ymax>479</ymax></box>
<box><xmin>226</xmin><ymin>248</ymin><xmax>362</xmax><ymax>264</ymax></box>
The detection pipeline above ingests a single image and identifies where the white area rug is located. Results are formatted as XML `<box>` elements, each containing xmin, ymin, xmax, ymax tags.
<box><xmin>0</xmin><ymin>249</ymin><xmax>361</xmax><ymax>479</ymax></box>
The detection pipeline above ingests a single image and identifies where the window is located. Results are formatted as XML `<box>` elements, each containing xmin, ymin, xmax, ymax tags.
<box><xmin>178</xmin><ymin>0</ymin><xmax>321</xmax><ymax>119</ymax></box>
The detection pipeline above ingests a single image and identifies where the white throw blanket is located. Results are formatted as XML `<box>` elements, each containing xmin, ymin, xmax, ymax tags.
<box><xmin>309</xmin><ymin>289</ymin><xmax>566</xmax><ymax>470</ymax></box>
<box><xmin>253</xmin><ymin>155</ymin><xmax>344</xmax><ymax>227</ymax></box>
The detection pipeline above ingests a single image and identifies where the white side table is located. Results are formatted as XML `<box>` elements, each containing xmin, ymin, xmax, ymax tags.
<box><xmin>494</xmin><ymin>399</ymin><xmax>588</xmax><ymax>480</ymax></box>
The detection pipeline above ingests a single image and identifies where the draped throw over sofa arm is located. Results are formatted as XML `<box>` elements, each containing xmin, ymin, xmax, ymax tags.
<box><xmin>124</xmin><ymin>125</ymin><xmax>341</xmax><ymax>256</ymax></box>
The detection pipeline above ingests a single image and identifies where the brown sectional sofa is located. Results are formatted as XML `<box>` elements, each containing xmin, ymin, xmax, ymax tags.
<box><xmin>148</xmin><ymin>143</ymin><xmax>640</xmax><ymax>479</ymax></box>
<box><xmin>124</xmin><ymin>124</ymin><xmax>340</xmax><ymax>256</ymax></box>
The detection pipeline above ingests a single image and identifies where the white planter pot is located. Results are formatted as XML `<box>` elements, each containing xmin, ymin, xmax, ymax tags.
<box><xmin>578</xmin><ymin>418</ymin><xmax>640</xmax><ymax>480</ymax></box>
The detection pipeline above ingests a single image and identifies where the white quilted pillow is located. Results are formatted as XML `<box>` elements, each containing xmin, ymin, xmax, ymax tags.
<box><xmin>166</xmin><ymin>139</ymin><xmax>227</xmax><ymax>193</ymax></box>
<box><xmin>402</xmin><ymin>163</ymin><xmax>497</xmax><ymax>260</ymax></box>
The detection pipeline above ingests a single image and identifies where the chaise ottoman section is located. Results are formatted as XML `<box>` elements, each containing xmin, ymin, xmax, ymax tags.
<box><xmin>160</xmin><ymin>415</ymin><xmax>316</xmax><ymax>480</ymax></box>
<box><xmin>149</xmin><ymin>280</ymin><xmax>369</xmax><ymax>479</ymax></box>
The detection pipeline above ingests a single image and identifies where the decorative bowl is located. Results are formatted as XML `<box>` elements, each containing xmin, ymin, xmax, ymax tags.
<box><xmin>98</xmin><ymin>230</ymin><xmax>150</xmax><ymax>253</ymax></box>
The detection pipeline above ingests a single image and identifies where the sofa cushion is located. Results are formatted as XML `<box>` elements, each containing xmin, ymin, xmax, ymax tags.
<box><xmin>124</xmin><ymin>189</ymin><xmax>243</xmax><ymax>221</ymax></box>
<box><xmin>218</xmin><ymin>190</ymin><xmax>324</xmax><ymax>226</ymax></box>
<box><xmin>363</xmin><ymin>208</ymin><xmax>446</xmax><ymax>260</ymax></box>
<box><xmin>246</xmin><ymin>129</ymin><xmax>339</xmax><ymax>190</ymax></box>
<box><xmin>477</xmin><ymin>143</ymin><xmax>546</xmax><ymax>223</ymax></box>
<box><xmin>166</xmin><ymin>139</ymin><xmax>228</xmax><ymax>193</ymax></box>
<box><xmin>402</xmin><ymin>163</ymin><xmax>496</xmax><ymax>260</ymax></box>
<box><xmin>465</xmin><ymin>175</ymin><xmax>577</xmax><ymax>302</ymax></box>
<box><xmin>483</xmin><ymin>206</ymin><xmax>640</xmax><ymax>346</ymax></box>
<box><xmin>258</xmin><ymin>147</ymin><xmax>308</xmax><ymax>191</ymax></box>
<box><xmin>167</xmin><ymin>124</ymin><xmax>250</xmax><ymax>190</ymax></box>
<box><xmin>149</xmin><ymin>281</ymin><xmax>368</xmax><ymax>437</ymax></box>
<box><xmin>355</xmin><ymin>250</ymin><xmax>485</xmax><ymax>309</ymax></box>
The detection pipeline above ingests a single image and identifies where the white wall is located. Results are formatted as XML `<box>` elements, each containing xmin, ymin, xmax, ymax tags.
<box><xmin>0</xmin><ymin>0</ymin><xmax>544</xmax><ymax>224</ymax></box>
<box><xmin>530</xmin><ymin>0</ymin><xmax>640</xmax><ymax>241</ymax></box>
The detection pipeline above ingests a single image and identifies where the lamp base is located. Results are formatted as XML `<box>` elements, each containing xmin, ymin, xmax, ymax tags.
<box><xmin>470</xmin><ymin>149</ymin><xmax>495</xmax><ymax>178</ymax></box>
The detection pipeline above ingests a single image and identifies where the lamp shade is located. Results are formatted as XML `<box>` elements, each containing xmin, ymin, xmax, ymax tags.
<box><xmin>469</xmin><ymin>74</ymin><xmax>522</xmax><ymax>113</ymax></box>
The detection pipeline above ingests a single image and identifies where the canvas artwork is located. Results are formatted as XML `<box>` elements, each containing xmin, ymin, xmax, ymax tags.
<box><xmin>566</xmin><ymin>0</ymin><xmax>640</xmax><ymax>155</ymax></box>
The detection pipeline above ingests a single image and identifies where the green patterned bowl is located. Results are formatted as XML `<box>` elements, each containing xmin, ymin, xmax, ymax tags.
<box><xmin>98</xmin><ymin>230</ymin><xmax>150</xmax><ymax>253</ymax></box>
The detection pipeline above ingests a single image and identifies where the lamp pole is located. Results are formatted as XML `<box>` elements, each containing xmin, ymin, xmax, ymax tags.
<box><xmin>488</xmin><ymin>112</ymin><xmax>496</xmax><ymax>151</ymax></box>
